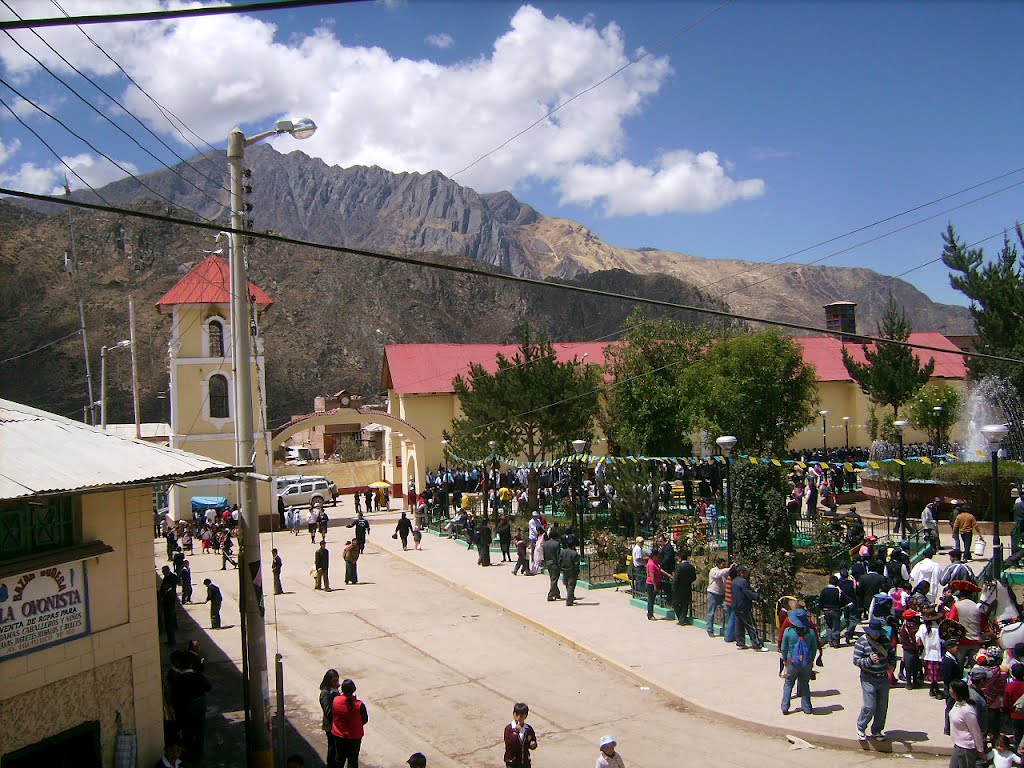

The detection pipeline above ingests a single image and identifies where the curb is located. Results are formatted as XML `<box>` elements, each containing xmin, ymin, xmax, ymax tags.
<box><xmin>371</xmin><ymin>538</ymin><xmax>953</xmax><ymax>757</ymax></box>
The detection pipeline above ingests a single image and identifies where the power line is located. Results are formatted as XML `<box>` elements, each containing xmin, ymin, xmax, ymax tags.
<box><xmin>0</xmin><ymin>329</ymin><xmax>80</xmax><ymax>365</ymax></box>
<box><xmin>0</xmin><ymin>94</ymin><xmax>111</xmax><ymax>204</ymax></box>
<box><xmin>0</xmin><ymin>0</ymin><xmax>367</xmax><ymax>31</ymax></box>
<box><xmin>48</xmin><ymin>0</ymin><xmax>230</xmax><ymax>189</ymax></box>
<box><xmin>4</xmin><ymin>185</ymin><xmax>1022</xmax><ymax>369</ymax></box>
<box><xmin>451</xmin><ymin>1</ymin><xmax>732</xmax><ymax>179</ymax></box>
<box><xmin>0</xmin><ymin>13</ymin><xmax>229</xmax><ymax>207</ymax></box>
<box><xmin>0</xmin><ymin>77</ymin><xmax>216</xmax><ymax>224</ymax></box>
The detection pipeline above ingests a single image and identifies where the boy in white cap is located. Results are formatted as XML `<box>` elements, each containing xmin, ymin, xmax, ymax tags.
<box><xmin>595</xmin><ymin>735</ymin><xmax>625</xmax><ymax>768</ymax></box>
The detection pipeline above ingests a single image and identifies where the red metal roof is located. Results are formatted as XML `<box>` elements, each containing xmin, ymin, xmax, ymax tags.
<box><xmin>794</xmin><ymin>332</ymin><xmax>967</xmax><ymax>382</ymax></box>
<box><xmin>383</xmin><ymin>342</ymin><xmax>611</xmax><ymax>394</ymax></box>
<box><xmin>384</xmin><ymin>333</ymin><xmax>967</xmax><ymax>394</ymax></box>
<box><xmin>156</xmin><ymin>254</ymin><xmax>272</xmax><ymax>310</ymax></box>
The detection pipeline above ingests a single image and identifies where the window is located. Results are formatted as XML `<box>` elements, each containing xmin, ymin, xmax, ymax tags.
<box><xmin>0</xmin><ymin>496</ymin><xmax>75</xmax><ymax>561</ymax></box>
<box><xmin>208</xmin><ymin>319</ymin><xmax>224</xmax><ymax>357</ymax></box>
<box><xmin>209</xmin><ymin>374</ymin><xmax>229</xmax><ymax>419</ymax></box>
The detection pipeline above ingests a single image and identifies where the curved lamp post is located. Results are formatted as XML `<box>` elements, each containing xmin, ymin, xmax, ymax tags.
<box><xmin>983</xmin><ymin>423</ymin><xmax>1010</xmax><ymax>577</ymax></box>
<box><xmin>894</xmin><ymin>419</ymin><xmax>910</xmax><ymax>538</ymax></box>
<box><xmin>228</xmin><ymin>117</ymin><xmax>316</xmax><ymax>768</ymax></box>
<box><xmin>716</xmin><ymin>435</ymin><xmax>737</xmax><ymax>561</ymax></box>
<box><xmin>99</xmin><ymin>339</ymin><xmax>130</xmax><ymax>430</ymax></box>
<box><xmin>573</xmin><ymin>439</ymin><xmax>587</xmax><ymax>546</ymax></box>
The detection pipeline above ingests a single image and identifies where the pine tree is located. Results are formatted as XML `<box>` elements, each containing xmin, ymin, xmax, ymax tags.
<box><xmin>841</xmin><ymin>294</ymin><xmax>935</xmax><ymax>418</ymax></box>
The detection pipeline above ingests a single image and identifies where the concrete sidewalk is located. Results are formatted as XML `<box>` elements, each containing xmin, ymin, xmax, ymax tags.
<box><xmin>367</xmin><ymin>519</ymin><xmax>970</xmax><ymax>757</ymax></box>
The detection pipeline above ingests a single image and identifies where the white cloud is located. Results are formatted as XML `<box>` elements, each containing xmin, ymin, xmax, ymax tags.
<box><xmin>425</xmin><ymin>32</ymin><xmax>454</xmax><ymax>50</ymax></box>
<box><xmin>559</xmin><ymin>150</ymin><xmax>765</xmax><ymax>216</ymax></box>
<box><xmin>0</xmin><ymin>138</ymin><xmax>20</xmax><ymax>165</ymax></box>
<box><xmin>0</xmin><ymin>2</ymin><xmax>765</xmax><ymax>216</ymax></box>
<box><xmin>0</xmin><ymin>147</ymin><xmax>138</xmax><ymax>195</ymax></box>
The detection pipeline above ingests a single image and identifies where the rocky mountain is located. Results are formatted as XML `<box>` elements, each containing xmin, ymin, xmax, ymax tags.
<box><xmin>1</xmin><ymin>146</ymin><xmax>973</xmax><ymax>423</ymax></box>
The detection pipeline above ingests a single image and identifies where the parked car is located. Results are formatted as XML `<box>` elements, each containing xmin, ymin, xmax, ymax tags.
<box><xmin>278</xmin><ymin>476</ymin><xmax>337</xmax><ymax>508</ymax></box>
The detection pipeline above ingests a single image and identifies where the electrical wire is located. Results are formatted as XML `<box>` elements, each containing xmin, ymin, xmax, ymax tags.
<box><xmin>3</xmin><ymin>185</ymin><xmax>1022</xmax><ymax>370</ymax></box>
<box><xmin>48</xmin><ymin>0</ymin><xmax>231</xmax><ymax>192</ymax></box>
<box><xmin>0</xmin><ymin>78</ymin><xmax>217</xmax><ymax>223</ymax></box>
<box><xmin>0</xmin><ymin>0</ymin><xmax>367</xmax><ymax>31</ymax></box>
<box><xmin>0</xmin><ymin>13</ymin><xmax>229</xmax><ymax>208</ymax></box>
<box><xmin>0</xmin><ymin>93</ymin><xmax>112</xmax><ymax>204</ymax></box>
<box><xmin>0</xmin><ymin>328</ymin><xmax>81</xmax><ymax>364</ymax></box>
<box><xmin>452</xmin><ymin>1</ymin><xmax>732</xmax><ymax>179</ymax></box>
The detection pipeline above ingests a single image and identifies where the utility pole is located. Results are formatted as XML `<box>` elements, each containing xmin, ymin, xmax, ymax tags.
<box><xmin>64</xmin><ymin>179</ymin><xmax>95</xmax><ymax>423</ymax></box>
<box><xmin>129</xmin><ymin>296</ymin><xmax>141</xmax><ymax>439</ymax></box>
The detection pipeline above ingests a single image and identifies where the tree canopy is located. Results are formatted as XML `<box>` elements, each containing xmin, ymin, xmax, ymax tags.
<box><xmin>446</xmin><ymin>328</ymin><xmax>600</xmax><ymax>512</ymax></box>
<box><xmin>841</xmin><ymin>294</ymin><xmax>935</xmax><ymax>417</ymax></box>
<box><xmin>908</xmin><ymin>382</ymin><xmax>963</xmax><ymax>447</ymax></box>
<box><xmin>942</xmin><ymin>223</ymin><xmax>1024</xmax><ymax>394</ymax></box>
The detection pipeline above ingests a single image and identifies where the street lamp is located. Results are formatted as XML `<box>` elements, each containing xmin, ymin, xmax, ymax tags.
<box><xmin>573</xmin><ymin>438</ymin><xmax>587</xmax><ymax>546</ymax></box>
<box><xmin>227</xmin><ymin>116</ymin><xmax>316</xmax><ymax>768</ymax></box>
<box><xmin>715</xmin><ymin>435</ymin><xmax>737</xmax><ymax>561</ymax></box>
<box><xmin>842</xmin><ymin>416</ymin><xmax>851</xmax><ymax>451</ymax></box>
<box><xmin>933</xmin><ymin>406</ymin><xmax>944</xmax><ymax>449</ymax></box>
<box><xmin>982</xmin><ymin>423</ymin><xmax>1010</xmax><ymax>577</ymax></box>
<box><xmin>99</xmin><ymin>339</ymin><xmax>130</xmax><ymax>430</ymax></box>
<box><xmin>894</xmin><ymin>419</ymin><xmax>910</xmax><ymax>538</ymax></box>
<box><xmin>819</xmin><ymin>410</ymin><xmax>829</xmax><ymax>453</ymax></box>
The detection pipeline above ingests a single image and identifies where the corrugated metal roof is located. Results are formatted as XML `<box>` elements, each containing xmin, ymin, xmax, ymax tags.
<box><xmin>0</xmin><ymin>399</ymin><xmax>237</xmax><ymax>500</ymax></box>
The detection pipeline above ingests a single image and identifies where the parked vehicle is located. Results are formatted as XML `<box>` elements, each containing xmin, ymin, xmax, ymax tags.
<box><xmin>277</xmin><ymin>476</ymin><xmax>337</xmax><ymax>508</ymax></box>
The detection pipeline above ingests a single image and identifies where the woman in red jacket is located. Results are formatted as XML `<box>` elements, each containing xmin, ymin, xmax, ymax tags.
<box><xmin>331</xmin><ymin>678</ymin><xmax>369</xmax><ymax>767</ymax></box>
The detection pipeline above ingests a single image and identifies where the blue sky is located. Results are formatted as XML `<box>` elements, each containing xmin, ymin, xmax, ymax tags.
<box><xmin>1</xmin><ymin>1</ymin><xmax>1021</xmax><ymax>309</ymax></box>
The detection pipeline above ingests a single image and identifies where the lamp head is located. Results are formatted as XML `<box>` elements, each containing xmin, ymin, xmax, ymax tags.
<box><xmin>488</xmin><ymin>440</ymin><xmax>497</xmax><ymax>450</ymax></box>
<box><xmin>715</xmin><ymin>435</ymin><xmax>738</xmax><ymax>456</ymax></box>
<box><xmin>440</xmin><ymin>439</ymin><xmax>448</xmax><ymax>447</ymax></box>
<box><xmin>981</xmin><ymin>423</ymin><xmax>1010</xmax><ymax>447</ymax></box>
<box><xmin>276</xmin><ymin>117</ymin><xmax>317</xmax><ymax>140</ymax></box>
<box><xmin>572</xmin><ymin>439</ymin><xmax>586</xmax><ymax>454</ymax></box>
<box><xmin>819</xmin><ymin>410</ymin><xmax>829</xmax><ymax>417</ymax></box>
<box><xmin>842</xmin><ymin>416</ymin><xmax>850</xmax><ymax>423</ymax></box>
<box><xmin>894</xmin><ymin>420</ymin><xmax>910</xmax><ymax>431</ymax></box>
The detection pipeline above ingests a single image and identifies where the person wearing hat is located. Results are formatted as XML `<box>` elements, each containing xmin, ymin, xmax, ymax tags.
<box><xmin>919</xmin><ymin>608</ymin><xmax>946</xmax><ymax>699</ymax></box>
<box><xmin>595</xmin><ymin>735</ymin><xmax>624</xmax><ymax>768</ymax></box>
<box><xmin>406</xmin><ymin>752</ymin><xmax>427</xmax><ymax>767</ymax></box>
<box><xmin>780</xmin><ymin>608</ymin><xmax>817</xmax><ymax>715</ymax></box>
<box><xmin>898</xmin><ymin>610</ymin><xmax>922</xmax><ymax>689</ymax></box>
<box><xmin>853</xmin><ymin>617</ymin><xmax>897</xmax><ymax>740</ymax></box>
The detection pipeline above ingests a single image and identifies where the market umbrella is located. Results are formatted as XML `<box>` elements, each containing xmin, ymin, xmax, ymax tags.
<box><xmin>369</xmin><ymin>481</ymin><xmax>391</xmax><ymax>488</ymax></box>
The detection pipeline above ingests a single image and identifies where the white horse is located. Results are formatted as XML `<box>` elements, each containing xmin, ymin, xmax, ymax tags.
<box><xmin>980</xmin><ymin>579</ymin><xmax>1024</xmax><ymax>652</ymax></box>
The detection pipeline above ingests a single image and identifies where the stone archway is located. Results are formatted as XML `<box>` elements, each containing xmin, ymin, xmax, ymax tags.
<box><xmin>272</xmin><ymin>407</ymin><xmax>427</xmax><ymax>501</ymax></box>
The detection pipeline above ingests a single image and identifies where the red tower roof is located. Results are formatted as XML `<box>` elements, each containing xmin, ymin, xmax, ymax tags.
<box><xmin>156</xmin><ymin>254</ymin><xmax>273</xmax><ymax>312</ymax></box>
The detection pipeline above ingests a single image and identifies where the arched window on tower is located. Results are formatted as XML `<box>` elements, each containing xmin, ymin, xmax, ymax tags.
<box><xmin>209</xmin><ymin>374</ymin><xmax>229</xmax><ymax>418</ymax></box>
<box><xmin>208</xmin><ymin>319</ymin><xmax>224</xmax><ymax>357</ymax></box>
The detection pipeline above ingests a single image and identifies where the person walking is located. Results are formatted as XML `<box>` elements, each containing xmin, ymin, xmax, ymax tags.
<box><xmin>348</xmin><ymin>511</ymin><xmax>371</xmax><ymax>553</ymax></box>
<box><xmin>343</xmin><ymin>539</ymin><xmax>360</xmax><ymax>584</ymax></box>
<box><xmin>272</xmin><ymin>548</ymin><xmax>284</xmax><ymax>595</ymax></box>
<box><xmin>948</xmin><ymin>679</ymin><xmax>986</xmax><ymax>767</ymax></box>
<box><xmin>331</xmin><ymin>678</ymin><xmax>368</xmax><ymax>768</ymax></box>
<box><xmin>953</xmin><ymin>505</ymin><xmax>979</xmax><ymax>561</ymax></box>
<box><xmin>818</xmin><ymin>575</ymin><xmax>845</xmax><ymax>648</ymax></box>
<box><xmin>497</xmin><ymin>513</ymin><xmax>513</xmax><ymax>562</ymax></box>
<box><xmin>503</xmin><ymin>702</ymin><xmax>537</xmax><ymax>768</ymax></box>
<box><xmin>559</xmin><ymin>538</ymin><xmax>581</xmax><ymax>606</ymax></box>
<box><xmin>203</xmin><ymin>578</ymin><xmax>222</xmax><ymax>629</ymax></box>
<box><xmin>395</xmin><ymin>512</ymin><xmax>412</xmax><ymax>550</ymax></box>
<box><xmin>780</xmin><ymin>608</ymin><xmax>817</xmax><ymax>715</ymax></box>
<box><xmin>314</xmin><ymin>541</ymin><xmax>331</xmax><ymax>591</ymax></box>
<box><xmin>319</xmin><ymin>669</ymin><xmax>340</xmax><ymax>765</ymax></box>
<box><xmin>732</xmin><ymin>565</ymin><xmax>768</xmax><ymax>651</ymax></box>
<box><xmin>594</xmin><ymin>735</ymin><xmax>625</xmax><ymax>768</ymax></box>
<box><xmin>705</xmin><ymin>556</ymin><xmax>729</xmax><ymax>637</ymax></box>
<box><xmin>670</xmin><ymin>549</ymin><xmax>697</xmax><ymax>625</ymax></box>
<box><xmin>307</xmin><ymin>508</ymin><xmax>318</xmax><ymax>543</ymax></box>
<box><xmin>179</xmin><ymin>559</ymin><xmax>193</xmax><ymax>605</ymax></box>
<box><xmin>542</xmin><ymin>532</ymin><xmax>562</xmax><ymax>601</ymax></box>
<box><xmin>854</xmin><ymin>617</ymin><xmax>896</xmax><ymax>740</ymax></box>
<box><xmin>512</xmin><ymin>533</ymin><xmax>530</xmax><ymax>576</ymax></box>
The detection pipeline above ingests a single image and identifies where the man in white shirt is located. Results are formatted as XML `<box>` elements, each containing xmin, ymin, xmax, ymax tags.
<box><xmin>909</xmin><ymin>549</ymin><xmax>942</xmax><ymax>603</ymax></box>
<box><xmin>706</xmin><ymin>556</ymin><xmax>730</xmax><ymax>637</ymax></box>
<box><xmin>631</xmin><ymin>537</ymin><xmax>645</xmax><ymax>596</ymax></box>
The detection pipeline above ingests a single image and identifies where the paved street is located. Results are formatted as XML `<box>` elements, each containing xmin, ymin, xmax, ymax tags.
<box><xmin>161</xmin><ymin>501</ymin><xmax>949</xmax><ymax>767</ymax></box>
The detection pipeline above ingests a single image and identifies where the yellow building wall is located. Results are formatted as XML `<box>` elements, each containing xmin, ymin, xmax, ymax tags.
<box><xmin>0</xmin><ymin>487</ymin><xmax>163</xmax><ymax>765</ymax></box>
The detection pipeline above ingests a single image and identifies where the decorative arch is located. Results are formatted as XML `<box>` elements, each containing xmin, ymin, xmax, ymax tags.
<box><xmin>271</xmin><ymin>407</ymin><xmax>428</xmax><ymax>498</ymax></box>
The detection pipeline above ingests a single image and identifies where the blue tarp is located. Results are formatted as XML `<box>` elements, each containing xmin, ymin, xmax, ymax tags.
<box><xmin>191</xmin><ymin>496</ymin><xmax>228</xmax><ymax>512</ymax></box>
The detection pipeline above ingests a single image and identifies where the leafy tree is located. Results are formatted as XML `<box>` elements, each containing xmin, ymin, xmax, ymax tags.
<box><xmin>729</xmin><ymin>462</ymin><xmax>797</xmax><ymax>601</ymax></box>
<box><xmin>942</xmin><ymin>223</ymin><xmax>1024</xmax><ymax>394</ymax></box>
<box><xmin>908</xmin><ymin>382</ymin><xmax>963</xmax><ymax>447</ymax></box>
<box><xmin>601</xmin><ymin>309</ymin><xmax>710</xmax><ymax>456</ymax></box>
<box><xmin>446</xmin><ymin>327</ymin><xmax>600</xmax><ymax>517</ymax></box>
<box><xmin>841</xmin><ymin>294</ymin><xmax>935</xmax><ymax>418</ymax></box>
<box><xmin>605</xmin><ymin>460</ymin><xmax>655</xmax><ymax>536</ymax></box>
<box><xmin>679</xmin><ymin>330</ymin><xmax>818</xmax><ymax>455</ymax></box>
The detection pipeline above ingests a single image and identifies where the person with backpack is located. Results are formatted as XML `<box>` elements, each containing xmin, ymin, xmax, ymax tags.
<box><xmin>780</xmin><ymin>608</ymin><xmax>817</xmax><ymax>715</ymax></box>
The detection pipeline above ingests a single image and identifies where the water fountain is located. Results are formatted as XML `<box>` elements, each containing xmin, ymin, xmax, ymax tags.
<box><xmin>961</xmin><ymin>376</ymin><xmax>1024</xmax><ymax>462</ymax></box>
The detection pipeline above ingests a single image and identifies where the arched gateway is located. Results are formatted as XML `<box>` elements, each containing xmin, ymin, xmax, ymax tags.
<box><xmin>272</xmin><ymin>407</ymin><xmax>427</xmax><ymax>500</ymax></box>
